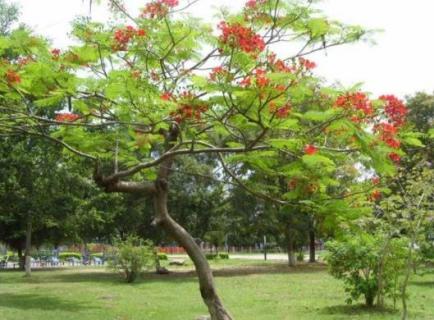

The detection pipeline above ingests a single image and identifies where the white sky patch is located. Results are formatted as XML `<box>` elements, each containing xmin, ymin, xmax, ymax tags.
<box><xmin>14</xmin><ymin>0</ymin><xmax>434</xmax><ymax>97</ymax></box>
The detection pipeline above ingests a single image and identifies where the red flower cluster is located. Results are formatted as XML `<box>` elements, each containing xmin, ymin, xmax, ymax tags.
<box><xmin>161</xmin><ymin>0</ymin><xmax>179</xmax><ymax>6</ymax></box>
<box><xmin>142</xmin><ymin>0</ymin><xmax>177</xmax><ymax>19</ymax></box>
<box><xmin>5</xmin><ymin>69</ymin><xmax>21</xmax><ymax>84</ymax></box>
<box><xmin>304</xmin><ymin>144</ymin><xmax>317</xmax><ymax>155</ymax></box>
<box><xmin>335</xmin><ymin>92</ymin><xmax>373</xmax><ymax>117</ymax></box>
<box><xmin>268</xmin><ymin>53</ymin><xmax>293</xmax><ymax>73</ymax></box>
<box><xmin>112</xmin><ymin>26</ymin><xmax>146</xmax><ymax>51</ymax></box>
<box><xmin>218</xmin><ymin>22</ymin><xmax>265</xmax><ymax>56</ymax></box>
<box><xmin>245</xmin><ymin>0</ymin><xmax>267</xmax><ymax>9</ymax></box>
<box><xmin>172</xmin><ymin>104</ymin><xmax>208</xmax><ymax>123</ymax></box>
<box><xmin>299</xmin><ymin>57</ymin><xmax>316</xmax><ymax>70</ymax></box>
<box><xmin>276</xmin><ymin>105</ymin><xmax>291</xmax><ymax>118</ymax></box>
<box><xmin>160</xmin><ymin>91</ymin><xmax>173</xmax><ymax>101</ymax></box>
<box><xmin>379</xmin><ymin>95</ymin><xmax>407</xmax><ymax>127</ymax></box>
<box><xmin>209</xmin><ymin>66</ymin><xmax>228</xmax><ymax>81</ymax></box>
<box><xmin>55</xmin><ymin>113</ymin><xmax>80</xmax><ymax>122</ymax></box>
<box><xmin>374</xmin><ymin>122</ymin><xmax>400</xmax><ymax>149</ymax></box>
<box><xmin>369</xmin><ymin>189</ymin><xmax>381</xmax><ymax>201</ymax></box>
<box><xmin>371</xmin><ymin>176</ymin><xmax>380</xmax><ymax>185</ymax></box>
<box><xmin>254</xmin><ymin>68</ymin><xmax>269</xmax><ymax>88</ymax></box>
<box><xmin>51</xmin><ymin>48</ymin><xmax>61</xmax><ymax>60</ymax></box>
<box><xmin>388</xmin><ymin>152</ymin><xmax>401</xmax><ymax>163</ymax></box>
<box><xmin>239</xmin><ymin>76</ymin><xmax>252</xmax><ymax>87</ymax></box>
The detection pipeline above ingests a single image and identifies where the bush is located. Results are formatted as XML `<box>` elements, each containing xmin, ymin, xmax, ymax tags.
<box><xmin>205</xmin><ymin>253</ymin><xmax>217</xmax><ymax>260</ymax></box>
<box><xmin>218</xmin><ymin>253</ymin><xmax>229</xmax><ymax>259</ymax></box>
<box><xmin>59</xmin><ymin>252</ymin><xmax>82</xmax><ymax>260</ymax></box>
<box><xmin>325</xmin><ymin>233</ymin><xmax>407</xmax><ymax>307</ymax></box>
<box><xmin>108</xmin><ymin>236</ymin><xmax>155</xmax><ymax>283</ymax></box>
<box><xmin>90</xmin><ymin>253</ymin><xmax>104</xmax><ymax>259</ymax></box>
<box><xmin>296</xmin><ymin>251</ymin><xmax>304</xmax><ymax>262</ymax></box>
<box><xmin>157</xmin><ymin>253</ymin><xmax>168</xmax><ymax>260</ymax></box>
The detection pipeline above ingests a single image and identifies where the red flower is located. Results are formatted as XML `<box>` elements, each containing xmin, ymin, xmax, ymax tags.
<box><xmin>55</xmin><ymin>113</ymin><xmax>80</xmax><ymax>122</ymax></box>
<box><xmin>160</xmin><ymin>0</ymin><xmax>178</xmax><ymax>7</ymax></box>
<box><xmin>209</xmin><ymin>66</ymin><xmax>227</xmax><ymax>81</ymax></box>
<box><xmin>5</xmin><ymin>70</ymin><xmax>21</xmax><ymax>84</ymax></box>
<box><xmin>275</xmin><ymin>103</ymin><xmax>291</xmax><ymax>118</ymax></box>
<box><xmin>160</xmin><ymin>92</ymin><xmax>173</xmax><ymax>101</ymax></box>
<box><xmin>254</xmin><ymin>68</ymin><xmax>269</xmax><ymax>88</ymax></box>
<box><xmin>299</xmin><ymin>57</ymin><xmax>316</xmax><ymax>70</ymax></box>
<box><xmin>371</xmin><ymin>177</ymin><xmax>380</xmax><ymax>185</ymax></box>
<box><xmin>379</xmin><ymin>95</ymin><xmax>407</xmax><ymax>127</ymax></box>
<box><xmin>239</xmin><ymin>76</ymin><xmax>251</xmax><ymax>87</ymax></box>
<box><xmin>370</xmin><ymin>190</ymin><xmax>381</xmax><ymax>201</ymax></box>
<box><xmin>142</xmin><ymin>0</ymin><xmax>177</xmax><ymax>19</ymax></box>
<box><xmin>304</xmin><ymin>144</ymin><xmax>317</xmax><ymax>155</ymax></box>
<box><xmin>388</xmin><ymin>152</ymin><xmax>401</xmax><ymax>163</ymax></box>
<box><xmin>218</xmin><ymin>21</ymin><xmax>265</xmax><ymax>55</ymax></box>
<box><xmin>51</xmin><ymin>48</ymin><xmax>61</xmax><ymax>60</ymax></box>
<box><xmin>334</xmin><ymin>92</ymin><xmax>373</xmax><ymax>116</ymax></box>
<box><xmin>136</xmin><ymin>29</ymin><xmax>146</xmax><ymax>37</ymax></box>
<box><xmin>374</xmin><ymin>122</ymin><xmax>401</xmax><ymax>149</ymax></box>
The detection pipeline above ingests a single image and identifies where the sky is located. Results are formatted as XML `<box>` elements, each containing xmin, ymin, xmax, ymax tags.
<box><xmin>13</xmin><ymin>0</ymin><xmax>434</xmax><ymax>98</ymax></box>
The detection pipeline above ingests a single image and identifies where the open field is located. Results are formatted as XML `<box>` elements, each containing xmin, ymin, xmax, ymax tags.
<box><xmin>0</xmin><ymin>259</ymin><xmax>433</xmax><ymax>320</ymax></box>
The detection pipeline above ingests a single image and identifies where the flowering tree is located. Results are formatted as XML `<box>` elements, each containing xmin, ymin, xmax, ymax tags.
<box><xmin>0</xmin><ymin>0</ymin><xmax>419</xmax><ymax>318</ymax></box>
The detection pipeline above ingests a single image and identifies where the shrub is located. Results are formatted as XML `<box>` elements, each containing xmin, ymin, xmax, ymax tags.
<box><xmin>325</xmin><ymin>233</ymin><xmax>407</xmax><ymax>307</ymax></box>
<box><xmin>90</xmin><ymin>253</ymin><xmax>104</xmax><ymax>259</ymax></box>
<box><xmin>59</xmin><ymin>252</ymin><xmax>82</xmax><ymax>260</ymax></box>
<box><xmin>296</xmin><ymin>251</ymin><xmax>304</xmax><ymax>262</ymax></box>
<box><xmin>218</xmin><ymin>253</ymin><xmax>229</xmax><ymax>259</ymax></box>
<box><xmin>108</xmin><ymin>236</ymin><xmax>155</xmax><ymax>283</ymax></box>
<box><xmin>205</xmin><ymin>253</ymin><xmax>217</xmax><ymax>260</ymax></box>
<box><xmin>157</xmin><ymin>253</ymin><xmax>168</xmax><ymax>260</ymax></box>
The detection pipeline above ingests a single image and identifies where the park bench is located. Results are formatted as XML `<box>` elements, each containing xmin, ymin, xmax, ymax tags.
<box><xmin>168</xmin><ymin>258</ymin><xmax>186</xmax><ymax>266</ymax></box>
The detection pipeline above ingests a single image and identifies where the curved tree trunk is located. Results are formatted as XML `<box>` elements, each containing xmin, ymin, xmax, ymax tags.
<box><xmin>24</xmin><ymin>220</ymin><xmax>32</xmax><ymax>277</ymax></box>
<box><xmin>153</xmin><ymin>178</ymin><xmax>232</xmax><ymax>320</ymax></box>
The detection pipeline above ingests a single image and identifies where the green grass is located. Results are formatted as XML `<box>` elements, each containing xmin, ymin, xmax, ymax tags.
<box><xmin>0</xmin><ymin>260</ymin><xmax>432</xmax><ymax>320</ymax></box>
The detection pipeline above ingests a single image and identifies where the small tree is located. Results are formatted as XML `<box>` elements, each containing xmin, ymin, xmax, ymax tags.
<box><xmin>325</xmin><ymin>232</ymin><xmax>407</xmax><ymax>307</ymax></box>
<box><xmin>108</xmin><ymin>236</ymin><xmax>155</xmax><ymax>283</ymax></box>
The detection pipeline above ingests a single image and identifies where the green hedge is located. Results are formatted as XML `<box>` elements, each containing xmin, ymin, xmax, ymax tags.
<box><xmin>90</xmin><ymin>253</ymin><xmax>104</xmax><ymax>259</ymax></box>
<box><xmin>205</xmin><ymin>253</ymin><xmax>229</xmax><ymax>260</ymax></box>
<box><xmin>157</xmin><ymin>253</ymin><xmax>168</xmax><ymax>260</ymax></box>
<box><xmin>59</xmin><ymin>252</ymin><xmax>82</xmax><ymax>260</ymax></box>
<box><xmin>219</xmin><ymin>253</ymin><xmax>229</xmax><ymax>259</ymax></box>
<box><xmin>205</xmin><ymin>253</ymin><xmax>217</xmax><ymax>260</ymax></box>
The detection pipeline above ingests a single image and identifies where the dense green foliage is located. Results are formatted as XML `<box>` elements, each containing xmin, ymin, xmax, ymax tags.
<box><xmin>108</xmin><ymin>236</ymin><xmax>155</xmax><ymax>283</ymax></box>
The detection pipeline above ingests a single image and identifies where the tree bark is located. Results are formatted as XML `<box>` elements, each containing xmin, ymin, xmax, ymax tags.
<box><xmin>17</xmin><ymin>247</ymin><xmax>24</xmax><ymax>270</ymax></box>
<box><xmin>153</xmin><ymin>179</ymin><xmax>232</xmax><ymax>320</ymax></box>
<box><xmin>309</xmin><ymin>228</ymin><xmax>315</xmax><ymax>263</ymax></box>
<box><xmin>24</xmin><ymin>220</ymin><xmax>32</xmax><ymax>277</ymax></box>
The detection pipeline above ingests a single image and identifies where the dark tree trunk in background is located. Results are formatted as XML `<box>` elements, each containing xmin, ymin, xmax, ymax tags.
<box><xmin>18</xmin><ymin>247</ymin><xmax>24</xmax><ymax>270</ymax></box>
<box><xmin>309</xmin><ymin>228</ymin><xmax>316</xmax><ymax>263</ymax></box>
<box><xmin>24</xmin><ymin>220</ymin><xmax>32</xmax><ymax>277</ymax></box>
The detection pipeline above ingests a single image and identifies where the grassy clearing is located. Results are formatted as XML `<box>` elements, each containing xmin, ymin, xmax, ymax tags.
<box><xmin>0</xmin><ymin>260</ymin><xmax>432</xmax><ymax>320</ymax></box>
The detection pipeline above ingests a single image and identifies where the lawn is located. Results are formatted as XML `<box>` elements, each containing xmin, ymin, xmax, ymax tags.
<box><xmin>0</xmin><ymin>259</ymin><xmax>432</xmax><ymax>320</ymax></box>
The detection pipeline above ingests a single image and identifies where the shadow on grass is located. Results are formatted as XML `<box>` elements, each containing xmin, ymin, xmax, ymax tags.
<box><xmin>409</xmin><ymin>280</ymin><xmax>434</xmax><ymax>287</ymax></box>
<box><xmin>320</xmin><ymin>304</ymin><xmax>398</xmax><ymax>317</ymax></box>
<box><xmin>0</xmin><ymin>263</ymin><xmax>327</xmax><ymax>286</ymax></box>
<box><xmin>0</xmin><ymin>293</ymin><xmax>99</xmax><ymax>312</ymax></box>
